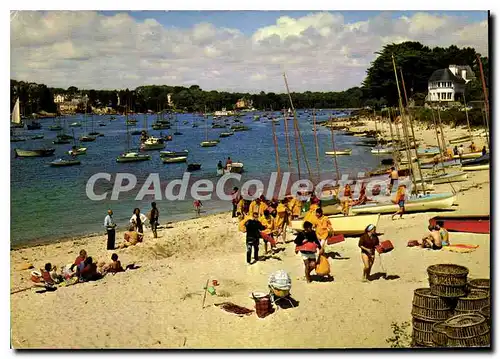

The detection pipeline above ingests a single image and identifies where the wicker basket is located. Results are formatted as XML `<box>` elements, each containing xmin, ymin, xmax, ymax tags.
<box><xmin>454</xmin><ymin>289</ymin><xmax>489</xmax><ymax>315</ymax></box>
<box><xmin>479</xmin><ymin>305</ymin><xmax>491</xmax><ymax>328</ymax></box>
<box><xmin>444</xmin><ymin>313</ymin><xmax>489</xmax><ymax>339</ymax></box>
<box><xmin>412</xmin><ymin>317</ymin><xmax>439</xmax><ymax>332</ymax></box>
<box><xmin>432</xmin><ymin>322</ymin><xmax>449</xmax><ymax>347</ymax></box>
<box><xmin>411</xmin><ymin>340</ymin><xmax>435</xmax><ymax>348</ymax></box>
<box><xmin>468</xmin><ymin>278</ymin><xmax>490</xmax><ymax>294</ymax></box>
<box><xmin>447</xmin><ymin>331</ymin><xmax>490</xmax><ymax>347</ymax></box>
<box><xmin>412</xmin><ymin>328</ymin><xmax>435</xmax><ymax>347</ymax></box>
<box><xmin>427</xmin><ymin>264</ymin><xmax>469</xmax><ymax>286</ymax></box>
<box><xmin>411</xmin><ymin>288</ymin><xmax>455</xmax><ymax>321</ymax></box>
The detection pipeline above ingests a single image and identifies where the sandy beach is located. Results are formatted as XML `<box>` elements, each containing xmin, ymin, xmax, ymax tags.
<box><xmin>10</xmin><ymin>119</ymin><xmax>490</xmax><ymax>349</ymax></box>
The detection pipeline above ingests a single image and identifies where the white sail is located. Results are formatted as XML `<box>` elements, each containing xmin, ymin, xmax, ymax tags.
<box><xmin>11</xmin><ymin>98</ymin><xmax>21</xmax><ymax>124</ymax></box>
<box><xmin>117</xmin><ymin>93</ymin><xmax>120</xmax><ymax>107</ymax></box>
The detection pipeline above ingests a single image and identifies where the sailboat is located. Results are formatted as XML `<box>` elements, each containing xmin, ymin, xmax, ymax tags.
<box><xmin>370</xmin><ymin>117</ymin><xmax>393</xmax><ymax>154</ymax></box>
<box><xmin>116</xmin><ymin>115</ymin><xmax>151</xmax><ymax>163</ymax></box>
<box><xmin>88</xmin><ymin>114</ymin><xmax>103</xmax><ymax>137</ymax></box>
<box><xmin>11</xmin><ymin>98</ymin><xmax>26</xmax><ymax>142</ymax></box>
<box><xmin>200</xmin><ymin>118</ymin><xmax>218</xmax><ymax>147</ymax></box>
<box><xmin>173</xmin><ymin>113</ymin><xmax>183</xmax><ymax>135</ymax></box>
<box><xmin>79</xmin><ymin>104</ymin><xmax>96</xmax><ymax>142</ymax></box>
<box><xmin>67</xmin><ymin>129</ymin><xmax>87</xmax><ymax>156</ymax></box>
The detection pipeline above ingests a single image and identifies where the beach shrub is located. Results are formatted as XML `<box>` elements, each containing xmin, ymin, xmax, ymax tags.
<box><xmin>386</xmin><ymin>321</ymin><xmax>412</xmax><ymax>348</ymax></box>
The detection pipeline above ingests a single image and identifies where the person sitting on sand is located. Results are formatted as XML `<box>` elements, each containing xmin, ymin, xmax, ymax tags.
<box><xmin>118</xmin><ymin>225</ymin><xmax>144</xmax><ymax>249</ymax></box>
<box><xmin>358</xmin><ymin>224</ymin><xmax>380</xmax><ymax>282</ymax></box>
<box><xmin>352</xmin><ymin>182</ymin><xmax>370</xmax><ymax>206</ymax></box>
<box><xmin>419</xmin><ymin>225</ymin><xmax>443</xmax><ymax>250</ymax></box>
<box><xmin>103</xmin><ymin>253</ymin><xmax>125</xmax><ymax>274</ymax></box>
<box><xmin>437</xmin><ymin>225</ymin><xmax>450</xmax><ymax>247</ymax></box>
<box><xmin>245</xmin><ymin>212</ymin><xmax>266</xmax><ymax>265</ymax></box>
<box><xmin>41</xmin><ymin>263</ymin><xmax>64</xmax><ymax>285</ymax></box>
<box><xmin>294</xmin><ymin>221</ymin><xmax>322</xmax><ymax>283</ymax></box>
<box><xmin>71</xmin><ymin>249</ymin><xmax>87</xmax><ymax>271</ymax></box>
<box><xmin>78</xmin><ymin>257</ymin><xmax>102</xmax><ymax>281</ymax></box>
<box><xmin>391</xmin><ymin>184</ymin><xmax>406</xmax><ymax>220</ymax></box>
<box><xmin>130</xmin><ymin>208</ymin><xmax>148</xmax><ymax>234</ymax></box>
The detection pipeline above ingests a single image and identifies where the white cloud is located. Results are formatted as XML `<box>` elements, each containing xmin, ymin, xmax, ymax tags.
<box><xmin>10</xmin><ymin>11</ymin><xmax>488</xmax><ymax>92</ymax></box>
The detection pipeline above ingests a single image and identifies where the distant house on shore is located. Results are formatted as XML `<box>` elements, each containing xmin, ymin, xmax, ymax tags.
<box><xmin>235</xmin><ymin>98</ymin><xmax>252</xmax><ymax>110</ymax></box>
<box><xmin>426</xmin><ymin>65</ymin><xmax>475</xmax><ymax>104</ymax></box>
<box><xmin>167</xmin><ymin>93</ymin><xmax>174</xmax><ymax>107</ymax></box>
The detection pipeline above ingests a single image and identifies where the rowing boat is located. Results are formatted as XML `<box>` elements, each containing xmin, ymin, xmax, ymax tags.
<box><xmin>325</xmin><ymin>149</ymin><xmax>352</xmax><ymax>156</ymax></box>
<box><xmin>351</xmin><ymin>192</ymin><xmax>456</xmax><ymax>215</ymax></box>
<box><xmin>429</xmin><ymin>215</ymin><xmax>490</xmax><ymax>234</ymax></box>
<box><xmin>162</xmin><ymin>156</ymin><xmax>187</xmax><ymax>164</ymax></box>
<box><xmin>461</xmin><ymin>154</ymin><xmax>489</xmax><ymax>171</ymax></box>
<box><xmin>290</xmin><ymin>214</ymin><xmax>380</xmax><ymax>236</ymax></box>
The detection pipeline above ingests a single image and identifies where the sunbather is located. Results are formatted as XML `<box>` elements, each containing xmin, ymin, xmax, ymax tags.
<box><xmin>419</xmin><ymin>225</ymin><xmax>443</xmax><ymax>250</ymax></box>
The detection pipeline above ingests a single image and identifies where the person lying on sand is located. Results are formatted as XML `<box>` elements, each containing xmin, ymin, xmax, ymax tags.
<box><xmin>294</xmin><ymin>221</ymin><xmax>322</xmax><ymax>283</ymax></box>
<box><xmin>419</xmin><ymin>225</ymin><xmax>443</xmax><ymax>250</ymax></box>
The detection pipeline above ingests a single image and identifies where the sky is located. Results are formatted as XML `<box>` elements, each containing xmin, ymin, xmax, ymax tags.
<box><xmin>10</xmin><ymin>10</ymin><xmax>489</xmax><ymax>93</ymax></box>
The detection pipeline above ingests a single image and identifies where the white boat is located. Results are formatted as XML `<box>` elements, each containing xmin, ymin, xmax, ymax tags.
<box><xmin>225</xmin><ymin>162</ymin><xmax>244</xmax><ymax>173</ymax></box>
<box><xmin>11</xmin><ymin>98</ymin><xmax>22</xmax><ymax>127</ymax></box>
<box><xmin>462</xmin><ymin>164</ymin><xmax>489</xmax><ymax>172</ymax></box>
<box><xmin>140</xmin><ymin>137</ymin><xmax>165</xmax><ymax>150</ymax></box>
<box><xmin>116</xmin><ymin>152</ymin><xmax>151</xmax><ymax>163</ymax></box>
<box><xmin>200</xmin><ymin>141</ymin><xmax>218</xmax><ymax>147</ymax></box>
<box><xmin>423</xmin><ymin>171</ymin><xmax>468</xmax><ymax>184</ymax></box>
<box><xmin>290</xmin><ymin>214</ymin><xmax>380</xmax><ymax>236</ymax></box>
<box><xmin>160</xmin><ymin>150</ymin><xmax>189</xmax><ymax>157</ymax></box>
<box><xmin>351</xmin><ymin>192</ymin><xmax>456</xmax><ymax>215</ymax></box>
<box><xmin>371</xmin><ymin>147</ymin><xmax>393</xmax><ymax>154</ymax></box>
<box><xmin>325</xmin><ymin>149</ymin><xmax>352</xmax><ymax>156</ymax></box>
<box><xmin>162</xmin><ymin>156</ymin><xmax>187</xmax><ymax>164</ymax></box>
<box><xmin>67</xmin><ymin>147</ymin><xmax>87</xmax><ymax>156</ymax></box>
<box><xmin>452</xmin><ymin>151</ymin><xmax>483</xmax><ymax>160</ymax></box>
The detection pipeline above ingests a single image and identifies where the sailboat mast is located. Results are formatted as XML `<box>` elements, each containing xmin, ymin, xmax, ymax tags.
<box><xmin>430</xmin><ymin>109</ymin><xmax>446</xmax><ymax>174</ymax></box>
<box><xmin>283</xmin><ymin>107</ymin><xmax>293</xmax><ymax>172</ymax></box>
<box><xmin>462</xmin><ymin>94</ymin><xmax>473</xmax><ymax>142</ymax></box>
<box><xmin>391</xmin><ymin>54</ymin><xmax>418</xmax><ymax>193</ymax></box>
<box><xmin>271</xmin><ymin>118</ymin><xmax>281</xmax><ymax>176</ymax></box>
<box><xmin>386</xmin><ymin>112</ymin><xmax>398</xmax><ymax>167</ymax></box>
<box><xmin>399</xmin><ymin>68</ymin><xmax>426</xmax><ymax>191</ymax></box>
<box><xmin>329</xmin><ymin>122</ymin><xmax>341</xmax><ymax>181</ymax></box>
<box><xmin>312</xmin><ymin>109</ymin><xmax>321</xmax><ymax>178</ymax></box>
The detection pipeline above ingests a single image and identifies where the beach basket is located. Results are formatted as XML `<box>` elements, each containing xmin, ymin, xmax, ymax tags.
<box><xmin>411</xmin><ymin>324</ymin><xmax>435</xmax><ymax>347</ymax></box>
<box><xmin>411</xmin><ymin>288</ymin><xmax>455</xmax><ymax>321</ymax></box>
<box><xmin>251</xmin><ymin>292</ymin><xmax>272</xmax><ymax>319</ymax></box>
<box><xmin>468</xmin><ymin>278</ymin><xmax>490</xmax><ymax>295</ymax></box>
<box><xmin>479</xmin><ymin>305</ymin><xmax>490</xmax><ymax>327</ymax></box>
<box><xmin>427</xmin><ymin>264</ymin><xmax>469</xmax><ymax>298</ymax></box>
<box><xmin>432</xmin><ymin>322</ymin><xmax>449</xmax><ymax>347</ymax></box>
<box><xmin>454</xmin><ymin>289</ymin><xmax>489</xmax><ymax>315</ymax></box>
<box><xmin>444</xmin><ymin>313</ymin><xmax>490</xmax><ymax>347</ymax></box>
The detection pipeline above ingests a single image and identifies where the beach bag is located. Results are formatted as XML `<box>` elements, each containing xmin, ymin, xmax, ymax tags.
<box><xmin>376</xmin><ymin>240</ymin><xmax>394</xmax><ymax>254</ymax></box>
<box><xmin>326</xmin><ymin>234</ymin><xmax>345</xmax><ymax>245</ymax></box>
<box><xmin>315</xmin><ymin>254</ymin><xmax>330</xmax><ymax>276</ymax></box>
<box><xmin>268</xmin><ymin>270</ymin><xmax>292</xmax><ymax>291</ymax></box>
<box><xmin>407</xmin><ymin>240</ymin><xmax>420</xmax><ymax>247</ymax></box>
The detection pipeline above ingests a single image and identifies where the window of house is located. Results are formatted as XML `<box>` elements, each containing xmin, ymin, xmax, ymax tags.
<box><xmin>447</xmin><ymin>93</ymin><xmax>452</xmax><ymax>100</ymax></box>
<box><xmin>442</xmin><ymin>93</ymin><xmax>446</xmax><ymax>100</ymax></box>
<box><xmin>437</xmin><ymin>82</ymin><xmax>441</xmax><ymax>87</ymax></box>
<box><xmin>449</xmin><ymin>82</ymin><xmax>452</xmax><ymax>87</ymax></box>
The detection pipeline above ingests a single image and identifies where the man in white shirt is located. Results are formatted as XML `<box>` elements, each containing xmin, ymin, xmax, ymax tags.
<box><xmin>104</xmin><ymin>209</ymin><xmax>116</xmax><ymax>250</ymax></box>
<box><xmin>458</xmin><ymin>145</ymin><xmax>465</xmax><ymax>163</ymax></box>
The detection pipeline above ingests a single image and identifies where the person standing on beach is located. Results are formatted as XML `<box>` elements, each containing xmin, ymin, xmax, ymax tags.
<box><xmin>391</xmin><ymin>184</ymin><xmax>406</xmax><ymax>220</ymax></box>
<box><xmin>359</xmin><ymin>224</ymin><xmax>380</xmax><ymax>282</ymax></box>
<box><xmin>388</xmin><ymin>167</ymin><xmax>399</xmax><ymax>194</ymax></box>
<box><xmin>231</xmin><ymin>187</ymin><xmax>240</xmax><ymax>218</ymax></box>
<box><xmin>149</xmin><ymin>202</ymin><xmax>159</xmax><ymax>238</ymax></box>
<box><xmin>193</xmin><ymin>200</ymin><xmax>202</xmax><ymax>216</ymax></box>
<box><xmin>482</xmin><ymin>146</ymin><xmax>487</xmax><ymax>156</ymax></box>
<box><xmin>294</xmin><ymin>221</ymin><xmax>322</xmax><ymax>283</ymax></box>
<box><xmin>244</xmin><ymin>212</ymin><xmax>265</xmax><ymax>264</ymax></box>
<box><xmin>104</xmin><ymin>210</ymin><xmax>117</xmax><ymax>250</ymax></box>
<box><xmin>340</xmin><ymin>184</ymin><xmax>352</xmax><ymax>216</ymax></box>
<box><xmin>130</xmin><ymin>208</ymin><xmax>147</xmax><ymax>234</ymax></box>
<box><xmin>259</xmin><ymin>209</ymin><xmax>277</xmax><ymax>254</ymax></box>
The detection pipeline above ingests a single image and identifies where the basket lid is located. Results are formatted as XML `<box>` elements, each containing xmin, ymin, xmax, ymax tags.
<box><xmin>444</xmin><ymin>313</ymin><xmax>485</xmax><ymax>327</ymax></box>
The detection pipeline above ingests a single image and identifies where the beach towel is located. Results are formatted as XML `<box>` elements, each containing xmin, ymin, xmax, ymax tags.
<box><xmin>442</xmin><ymin>244</ymin><xmax>479</xmax><ymax>253</ymax></box>
<box><xmin>214</xmin><ymin>302</ymin><xmax>254</xmax><ymax>316</ymax></box>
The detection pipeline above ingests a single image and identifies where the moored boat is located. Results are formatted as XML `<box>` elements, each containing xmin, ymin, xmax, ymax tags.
<box><xmin>351</xmin><ymin>192</ymin><xmax>456</xmax><ymax>215</ymax></box>
<box><xmin>187</xmin><ymin>163</ymin><xmax>202</xmax><ymax>171</ymax></box>
<box><xmin>140</xmin><ymin>137</ymin><xmax>165</xmax><ymax>151</ymax></box>
<box><xmin>423</xmin><ymin>171</ymin><xmax>468</xmax><ymax>184</ymax></box>
<box><xmin>14</xmin><ymin>148</ymin><xmax>56</xmax><ymax>157</ymax></box>
<box><xmin>429</xmin><ymin>215</ymin><xmax>490</xmax><ymax>234</ymax></box>
<box><xmin>291</xmin><ymin>214</ymin><xmax>380</xmax><ymax>236</ymax></box>
<box><xmin>79</xmin><ymin>135</ymin><xmax>97</xmax><ymax>142</ymax></box>
<box><xmin>116</xmin><ymin>152</ymin><xmax>151</xmax><ymax>163</ymax></box>
<box><xmin>53</xmin><ymin>139</ymin><xmax>71</xmax><ymax>145</ymax></box>
<box><xmin>371</xmin><ymin>147</ymin><xmax>394</xmax><ymax>154</ymax></box>
<box><xmin>219</xmin><ymin>132</ymin><xmax>234</xmax><ymax>137</ymax></box>
<box><xmin>162</xmin><ymin>156</ymin><xmax>187</xmax><ymax>164</ymax></box>
<box><xmin>50</xmin><ymin>158</ymin><xmax>81</xmax><ymax>167</ymax></box>
<box><xmin>325</xmin><ymin>149</ymin><xmax>352</xmax><ymax>156</ymax></box>
<box><xmin>462</xmin><ymin>164</ymin><xmax>489</xmax><ymax>172</ymax></box>
<box><xmin>461</xmin><ymin>154</ymin><xmax>490</xmax><ymax>171</ymax></box>
<box><xmin>160</xmin><ymin>150</ymin><xmax>189</xmax><ymax>157</ymax></box>
<box><xmin>69</xmin><ymin>122</ymin><xmax>82</xmax><ymax>127</ymax></box>
<box><xmin>200</xmin><ymin>141</ymin><xmax>218</xmax><ymax>147</ymax></box>
<box><xmin>226</xmin><ymin>162</ymin><xmax>244</xmax><ymax>173</ymax></box>
<box><xmin>30</xmin><ymin>135</ymin><xmax>44</xmax><ymax>140</ymax></box>
<box><xmin>452</xmin><ymin>151</ymin><xmax>484</xmax><ymax>160</ymax></box>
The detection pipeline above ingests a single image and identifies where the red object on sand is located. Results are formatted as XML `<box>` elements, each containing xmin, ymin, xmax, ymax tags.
<box><xmin>326</xmin><ymin>234</ymin><xmax>345</xmax><ymax>245</ymax></box>
<box><xmin>296</xmin><ymin>242</ymin><xmax>318</xmax><ymax>253</ymax></box>
<box><xmin>429</xmin><ymin>215</ymin><xmax>490</xmax><ymax>234</ymax></box>
<box><xmin>407</xmin><ymin>240</ymin><xmax>420</xmax><ymax>247</ymax></box>
<box><xmin>376</xmin><ymin>240</ymin><xmax>394</xmax><ymax>254</ymax></box>
<box><xmin>212</xmin><ymin>280</ymin><xmax>219</xmax><ymax>286</ymax></box>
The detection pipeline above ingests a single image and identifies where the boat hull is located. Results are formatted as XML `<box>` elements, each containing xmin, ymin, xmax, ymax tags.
<box><xmin>141</xmin><ymin>143</ymin><xmax>166</xmax><ymax>151</ymax></box>
<box><xmin>424</xmin><ymin>172</ymin><xmax>468</xmax><ymax>184</ymax></box>
<box><xmin>351</xmin><ymin>193</ymin><xmax>456</xmax><ymax>215</ymax></box>
<box><xmin>200</xmin><ymin>141</ymin><xmax>218</xmax><ymax>147</ymax></box>
<box><xmin>14</xmin><ymin>148</ymin><xmax>55</xmax><ymax>157</ymax></box>
<box><xmin>429</xmin><ymin>215</ymin><xmax>490</xmax><ymax>234</ymax></box>
<box><xmin>462</xmin><ymin>164</ymin><xmax>489</xmax><ymax>171</ymax></box>
<box><xmin>371</xmin><ymin>148</ymin><xmax>393</xmax><ymax>154</ymax></box>
<box><xmin>325</xmin><ymin>150</ymin><xmax>352</xmax><ymax>155</ymax></box>
<box><xmin>50</xmin><ymin>160</ymin><xmax>81</xmax><ymax>167</ymax></box>
<box><xmin>116</xmin><ymin>154</ymin><xmax>151</xmax><ymax>163</ymax></box>
<box><xmin>291</xmin><ymin>214</ymin><xmax>380</xmax><ymax>236</ymax></box>
<box><xmin>453</xmin><ymin>152</ymin><xmax>483</xmax><ymax>160</ymax></box>
<box><xmin>162</xmin><ymin>156</ymin><xmax>187</xmax><ymax>164</ymax></box>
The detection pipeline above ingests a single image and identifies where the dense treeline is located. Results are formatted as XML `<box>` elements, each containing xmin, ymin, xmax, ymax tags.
<box><xmin>10</xmin><ymin>41</ymin><xmax>488</xmax><ymax>116</ymax></box>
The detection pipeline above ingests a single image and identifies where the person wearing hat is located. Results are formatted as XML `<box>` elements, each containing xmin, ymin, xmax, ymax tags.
<box><xmin>391</xmin><ymin>184</ymin><xmax>406</xmax><ymax>220</ymax></box>
<box><xmin>358</xmin><ymin>224</ymin><xmax>380</xmax><ymax>282</ymax></box>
